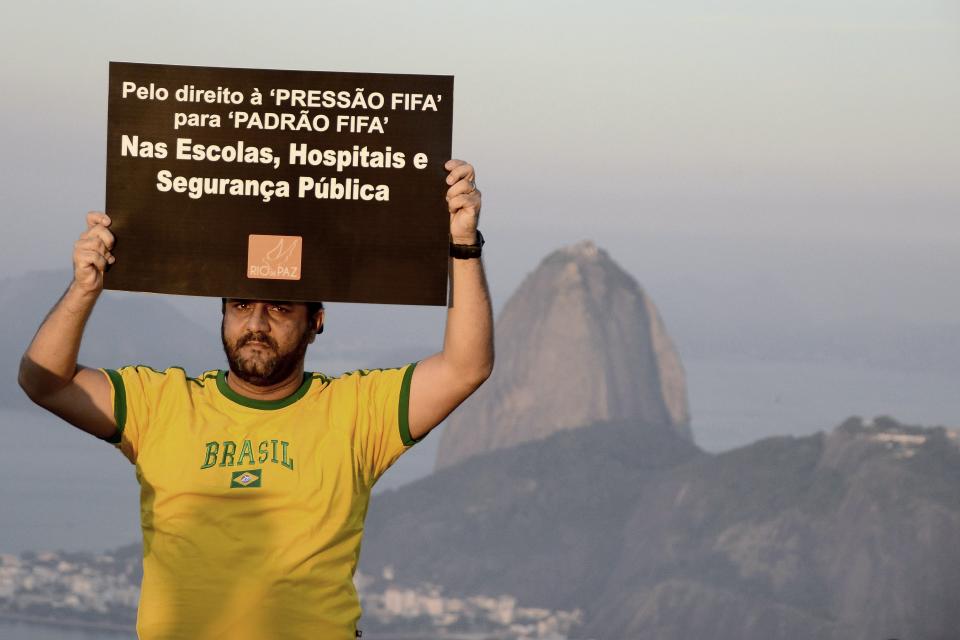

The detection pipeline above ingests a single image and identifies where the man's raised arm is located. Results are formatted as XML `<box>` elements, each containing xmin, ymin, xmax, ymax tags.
<box><xmin>18</xmin><ymin>211</ymin><xmax>118</xmax><ymax>439</ymax></box>
<box><xmin>407</xmin><ymin>160</ymin><xmax>494</xmax><ymax>440</ymax></box>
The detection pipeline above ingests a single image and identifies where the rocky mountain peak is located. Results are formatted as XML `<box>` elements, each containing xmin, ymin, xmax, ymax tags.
<box><xmin>435</xmin><ymin>242</ymin><xmax>692</xmax><ymax>470</ymax></box>
<box><xmin>560</xmin><ymin>239</ymin><xmax>602</xmax><ymax>259</ymax></box>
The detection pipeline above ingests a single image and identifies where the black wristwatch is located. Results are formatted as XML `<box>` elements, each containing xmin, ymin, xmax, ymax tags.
<box><xmin>450</xmin><ymin>230</ymin><xmax>484</xmax><ymax>259</ymax></box>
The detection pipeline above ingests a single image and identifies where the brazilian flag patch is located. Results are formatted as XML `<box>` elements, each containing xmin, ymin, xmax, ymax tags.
<box><xmin>230</xmin><ymin>468</ymin><xmax>262</xmax><ymax>488</ymax></box>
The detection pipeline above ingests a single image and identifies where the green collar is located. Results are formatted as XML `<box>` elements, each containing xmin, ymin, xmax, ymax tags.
<box><xmin>215</xmin><ymin>370</ymin><xmax>313</xmax><ymax>410</ymax></box>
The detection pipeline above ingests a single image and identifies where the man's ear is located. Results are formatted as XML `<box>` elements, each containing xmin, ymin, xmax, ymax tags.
<box><xmin>313</xmin><ymin>309</ymin><xmax>325</xmax><ymax>335</ymax></box>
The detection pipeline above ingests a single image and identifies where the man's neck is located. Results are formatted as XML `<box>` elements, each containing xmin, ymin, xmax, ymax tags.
<box><xmin>225</xmin><ymin>365</ymin><xmax>306</xmax><ymax>402</ymax></box>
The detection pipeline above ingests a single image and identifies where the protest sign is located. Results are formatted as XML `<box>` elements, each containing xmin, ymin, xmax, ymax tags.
<box><xmin>105</xmin><ymin>62</ymin><xmax>454</xmax><ymax>305</ymax></box>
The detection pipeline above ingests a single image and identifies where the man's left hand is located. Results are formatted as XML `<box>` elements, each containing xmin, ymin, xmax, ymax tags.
<box><xmin>445</xmin><ymin>159</ymin><xmax>481</xmax><ymax>244</ymax></box>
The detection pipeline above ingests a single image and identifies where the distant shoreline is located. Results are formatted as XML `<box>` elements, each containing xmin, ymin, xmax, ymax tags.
<box><xmin>0</xmin><ymin>611</ymin><xmax>133</xmax><ymax>636</ymax></box>
<box><xmin>0</xmin><ymin>613</ymin><xmax>501</xmax><ymax>640</ymax></box>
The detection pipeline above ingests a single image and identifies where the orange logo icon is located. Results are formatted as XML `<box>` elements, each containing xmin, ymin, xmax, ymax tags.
<box><xmin>247</xmin><ymin>235</ymin><xmax>303</xmax><ymax>280</ymax></box>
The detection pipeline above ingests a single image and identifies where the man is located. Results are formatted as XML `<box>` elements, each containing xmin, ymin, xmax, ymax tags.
<box><xmin>18</xmin><ymin>159</ymin><xmax>493</xmax><ymax>639</ymax></box>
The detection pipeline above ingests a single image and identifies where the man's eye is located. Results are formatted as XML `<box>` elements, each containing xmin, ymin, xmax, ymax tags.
<box><xmin>270</xmin><ymin>305</ymin><xmax>290</xmax><ymax>313</ymax></box>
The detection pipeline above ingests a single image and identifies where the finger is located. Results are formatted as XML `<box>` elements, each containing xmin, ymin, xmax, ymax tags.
<box><xmin>445</xmin><ymin>177</ymin><xmax>478</xmax><ymax>200</ymax></box>
<box><xmin>78</xmin><ymin>249</ymin><xmax>109</xmax><ymax>272</ymax></box>
<box><xmin>444</xmin><ymin>158</ymin><xmax>466</xmax><ymax>172</ymax></box>
<box><xmin>445</xmin><ymin>162</ymin><xmax>474</xmax><ymax>185</ymax></box>
<box><xmin>76</xmin><ymin>236</ymin><xmax>108</xmax><ymax>255</ymax></box>
<box><xmin>86</xmin><ymin>211</ymin><xmax>111</xmax><ymax>230</ymax></box>
<box><xmin>447</xmin><ymin>192</ymin><xmax>481</xmax><ymax>215</ymax></box>
<box><xmin>86</xmin><ymin>225</ymin><xmax>115</xmax><ymax>250</ymax></box>
<box><xmin>76</xmin><ymin>237</ymin><xmax>116</xmax><ymax>263</ymax></box>
<box><xmin>445</xmin><ymin>161</ymin><xmax>475</xmax><ymax>186</ymax></box>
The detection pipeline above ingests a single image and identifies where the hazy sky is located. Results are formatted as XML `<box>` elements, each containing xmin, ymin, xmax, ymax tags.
<box><xmin>1</xmin><ymin>0</ymin><xmax>958</xmax><ymax>330</ymax></box>
<box><xmin>1</xmin><ymin>2</ymin><xmax>959</xmax><ymax>548</ymax></box>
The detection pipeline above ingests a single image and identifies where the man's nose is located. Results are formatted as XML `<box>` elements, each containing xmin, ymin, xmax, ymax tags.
<box><xmin>244</xmin><ymin>304</ymin><xmax>271</xmax><ymax>332</ymax></box>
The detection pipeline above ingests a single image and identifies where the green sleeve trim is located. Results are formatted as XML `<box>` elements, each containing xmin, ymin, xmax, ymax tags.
<box><xmin>398</xmin><ymin>362</ymin><xmax>421</xmax><ymax>446</ymax></box>
<box><xmin>103</xmin><ymin>369</ymin><xmax>126</xmax><ymax>443</ymax></box>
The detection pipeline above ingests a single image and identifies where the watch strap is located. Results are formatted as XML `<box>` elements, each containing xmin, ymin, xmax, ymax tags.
<box><xmin>450</xmin><ymin>230</ymin><xmax>484</xmax><ymax>259</ymax></box>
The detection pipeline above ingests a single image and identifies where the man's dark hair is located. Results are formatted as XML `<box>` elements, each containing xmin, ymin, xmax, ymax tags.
<box><xmin>221</xmin><ymin>298</ymin><xmax>325</xmax><ymax>334</ymax></box>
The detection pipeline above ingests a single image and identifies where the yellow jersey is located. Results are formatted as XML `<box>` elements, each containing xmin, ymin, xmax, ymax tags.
<box><xmin>100</xmin><ymin>363</ymin><xmax>421</xmax><ymax>640</ymax></box>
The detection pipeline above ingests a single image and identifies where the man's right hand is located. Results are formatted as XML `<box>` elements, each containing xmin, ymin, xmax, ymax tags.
<box><xmin>72</xmin><ymin>211</ymin><xmax>116</xmax><ymax>296</ymax></box>
<box><xmin>18</xmin><ymin>210</ymin><xmax>118</xmax><ymax>440</ymax></box>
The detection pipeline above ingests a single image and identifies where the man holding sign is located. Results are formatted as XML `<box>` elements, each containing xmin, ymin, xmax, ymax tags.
<box><xmin>18</xmin><ymin>159</ymin><xmax>492</xmax><ymax>639</ymax></box>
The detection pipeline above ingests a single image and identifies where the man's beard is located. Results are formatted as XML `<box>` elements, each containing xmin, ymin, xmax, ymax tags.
<box><xmin>221</xmin><ymin>323</ymin><xmax>313</xmax><ymax>387</ymax></box>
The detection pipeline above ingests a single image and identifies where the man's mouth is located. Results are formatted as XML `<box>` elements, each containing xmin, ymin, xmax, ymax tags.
<box><xmin>239</xmin><ymin>337</ymin><xmax>276</xmax><ymax>350</ymax></box>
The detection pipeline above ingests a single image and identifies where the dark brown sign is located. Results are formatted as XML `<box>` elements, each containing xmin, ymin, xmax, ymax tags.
<box><xmin>105</xmin><ymin>62</ymin><xmax>454</xmax><ymax>305</ymax></box>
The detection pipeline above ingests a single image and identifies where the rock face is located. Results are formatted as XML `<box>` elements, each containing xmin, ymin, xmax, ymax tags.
<box><xmin>361</xmin><ymin>416</ymin><xmax>960</xmax><ymax>640</ymax></box>
<box><xmin>435</xmin><ymin>240</ymin><xmax>691</xmax><ymax>470</ymax></box>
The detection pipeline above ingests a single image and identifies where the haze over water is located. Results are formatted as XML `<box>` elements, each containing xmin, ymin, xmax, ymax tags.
<box><xmin>3</xmin><ymin>354</ymin><xmax>957</xmax><ymax>556</ymax></box>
